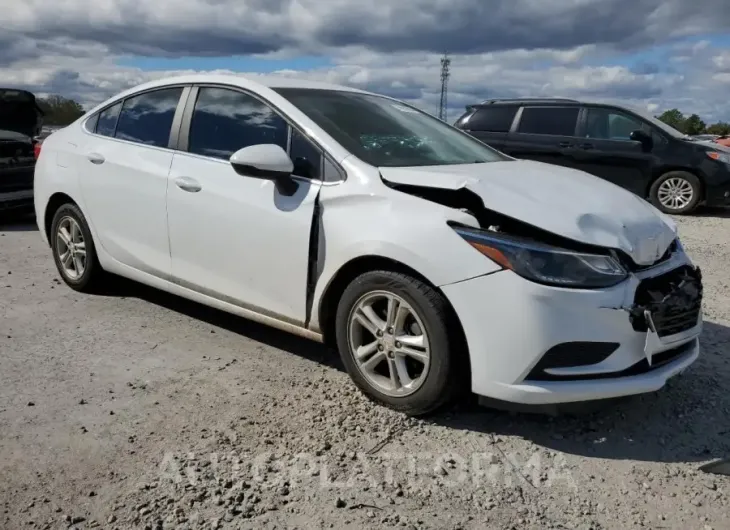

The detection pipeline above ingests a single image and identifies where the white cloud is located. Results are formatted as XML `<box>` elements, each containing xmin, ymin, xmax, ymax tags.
<box><xmin>0</xmin><ymin>0</ymin><xmax>728</xmax><ymax>122</ymax></box>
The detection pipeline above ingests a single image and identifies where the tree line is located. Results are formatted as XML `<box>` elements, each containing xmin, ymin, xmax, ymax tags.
<box><xmin>656</xmin><ymin>109</ymin><xmax>730</xmax><ymax>136</ymax></box>
<box><xmin>36</xmin><ymin>95</ymin><xmax>86</xmax><ymax>126</ymax></box>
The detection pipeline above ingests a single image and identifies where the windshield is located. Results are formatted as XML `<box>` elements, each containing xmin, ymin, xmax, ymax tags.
<box><xmin>273</xmin><ymin>88</ymin><xmax>509</xmax><ymax>167</ymax></box>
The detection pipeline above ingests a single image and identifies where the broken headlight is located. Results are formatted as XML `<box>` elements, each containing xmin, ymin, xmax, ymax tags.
<box><xmin>453</xmin><ymin>226</ymin><xmax>628</xmax><ymax>289</ymax></box>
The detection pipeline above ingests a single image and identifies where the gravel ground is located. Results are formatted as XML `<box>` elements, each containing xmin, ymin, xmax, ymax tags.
<box><xmin>1</xmin><ymin>209</ymin><xmax>729</xmax><ymax>530</ymax></box>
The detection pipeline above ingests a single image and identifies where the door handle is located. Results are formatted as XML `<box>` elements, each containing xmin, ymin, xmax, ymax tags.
<box><xmin>558</xmin><ymin>141</ymin><xmax>573</xmax><ymax>148</ymax></box>
<box><xmin>174</xmin><ymin>176</ymin><xmax>202</xmax><ymax>193</ymax></box>
<box><xmin>87</xmin><ymin>152</ymin><xmax>105</xmax><ymax>165</ymax></box>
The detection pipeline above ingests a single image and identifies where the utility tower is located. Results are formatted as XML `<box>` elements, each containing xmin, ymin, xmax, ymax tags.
<box><xmin>438</xmin><ymin>53</ymin><xmax>451</xmax><ymax>121</ymax></box>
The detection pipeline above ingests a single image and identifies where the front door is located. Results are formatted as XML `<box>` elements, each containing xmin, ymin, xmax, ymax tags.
<box><xmin>166</xmin><ymin>86</ymin><xmax>321</xmax><ymax>325</ymax></box>
<box><xmin>569</xmin><ymin>106</ymin><xmax>654</xmax><ymax>196</ymax></box>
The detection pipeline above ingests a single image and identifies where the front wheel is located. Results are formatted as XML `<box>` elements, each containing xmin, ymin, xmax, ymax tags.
<box><xmin>649</xmin><ymin>171</ymin><xmax>702</xmax><ymax>215</ymax></box>
<box><xmin>334</xmin><ymin>270</ymin><xmax>465</xmax><ymax>416</ymax></box>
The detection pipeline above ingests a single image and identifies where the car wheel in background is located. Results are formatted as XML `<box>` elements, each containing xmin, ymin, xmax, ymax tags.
<box><xmin>50</xmin><ymin>203</ymin><xmax>105</xmax><ymax>292</ymax></box>
<box><xmin>649</xmin><ymin>171</ymin><xmax>702</xmax><ymax>215</ymax></box>
<box><xmin>335</xmin><ymin>270</ymin><xmax>466</xmax><ymax>416</ymax></box>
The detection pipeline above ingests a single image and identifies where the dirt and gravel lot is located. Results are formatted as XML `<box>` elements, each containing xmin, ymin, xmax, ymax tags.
<box><xmin>1</xmin><ymin>209</ymin><xmax>729</xmax><ymax>530</ymax></box>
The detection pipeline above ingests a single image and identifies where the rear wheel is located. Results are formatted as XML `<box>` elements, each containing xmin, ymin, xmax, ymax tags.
<box><xmin>649</xmin><ymin>171</ymin><xmax>702</xmax><ymax>215</ymax></box>
<box><xmin>50</xmin><ymin>203</ymin><xmax>105</xmax><ymax>292</ymax></box>
<box><xmin>335</xmin><ymin>270</ymin><xmax>465</xmax><ymax>416</ymax></box>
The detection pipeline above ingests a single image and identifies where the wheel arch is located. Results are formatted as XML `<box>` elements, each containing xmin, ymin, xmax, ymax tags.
<box><xmin>647</xmin><ymin>166</ymin><xmax>705</xmax><ymax>201</ymax></box>
<box><xmin>43</xmin><ymin>192</ymin><xmax>78</xmax><ymax>244</ymax></box>
<box><xmin>317</xmin><ymin>255</ymin><xmax>469</xmax><ymax>365</ymax></box>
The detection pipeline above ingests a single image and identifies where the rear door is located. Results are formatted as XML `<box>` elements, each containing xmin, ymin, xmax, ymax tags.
<box><xmin>456</xmin><ymin>105</ymin><xmax>518</xmax><ymax>151</ymax></box>
<box><xmin>568</xmin><ymin>106</ymin><xmax>654</xmax><ymax>196</ymax></box>
<box><xmin>77</xmin><ymin>86</ymin><xmax>187</xmax><ymax>278</ymax></box>
<box><xmin>503</xmin><ymin>106</ymin><xmax>582</xmax><ymax>170</ymax></box>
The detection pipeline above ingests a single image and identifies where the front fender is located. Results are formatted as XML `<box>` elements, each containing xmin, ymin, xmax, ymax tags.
<box><xmin>308</xmin><ymin>183</ymin><xmax>501</xmax><ymax>330</ymax></box>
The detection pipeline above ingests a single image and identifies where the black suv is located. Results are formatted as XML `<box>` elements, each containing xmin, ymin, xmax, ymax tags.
<box><xmin>0</xmin><ymin>89</ymin><xmax>43</xmax><ymax>217</ymax></box>
<box><xmin>454</xmin><ymin>98</ymin><xmax>730</xmax><ymax>215</ymax></box>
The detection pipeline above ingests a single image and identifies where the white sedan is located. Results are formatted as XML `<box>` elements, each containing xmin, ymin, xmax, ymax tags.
<box><xmin>34</xmin><ymin>74</ymin><xmax>703</xmax><ymax>415</ymax></box>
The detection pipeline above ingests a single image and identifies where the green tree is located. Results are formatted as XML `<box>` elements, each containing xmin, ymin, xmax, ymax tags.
<box><xmin>657</xmin><ymin>108</ymin><xmax>686</xmax><ymax>132</ymax></box>
<box><xmin>706</xmin><ymin>122</ymin><xmax>730</xmax><ymax>136</ymax></box>
<box><xmin>683</xmin><ymin>114</ymin><xmax>706</xmax><ymax>135</ymax></box>
<box><xmin>37</xmin><ymin>95</ymin><xmax>85</xmax><ymax>126</ymax></box>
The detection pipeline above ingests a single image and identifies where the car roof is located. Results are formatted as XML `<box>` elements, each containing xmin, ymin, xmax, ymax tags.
<box><xmin>110</xmin><ymin>74</ymin><xmax>370</xmax><ymax>101</ymax></box>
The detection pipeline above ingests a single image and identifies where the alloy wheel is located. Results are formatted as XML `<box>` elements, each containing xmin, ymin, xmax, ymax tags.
<box><xmin>347</xmin><ymin>290</ymin><xmax>431</xmax><ymax>397</ymax></box>
<box><xmin>55</xmin><ymin>216</ymin><xmax>87</xmax><ymax>280</ymax></box>
<box><xmin>657</xmin><ymin>177</ymin><xmax>694</xmax><ymax>211</ymax></box>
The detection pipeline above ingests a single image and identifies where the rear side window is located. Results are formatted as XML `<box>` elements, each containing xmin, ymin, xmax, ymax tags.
<box><xmin>187</xmin><ymin>87</ymin><xmax>288</xmax><ymax>160</ymax></box>
<box><xmin>464</xmin><ymin>106</ymin><xmax>518</xmax><ymax>132</ymax></box>
<box><xmin>95</xmin><ymin>102</ymin><xmax>122</xmax><ymax>137</ymax></box>
<box><xmin>517</xmin><ymin>107</ymin><xmax>579</xmax><ymax>136</ymax></box>
<box><xmin>114</xmin><ymin>88</ymin><xmax>183</xmax><ymax>148</ymax></box>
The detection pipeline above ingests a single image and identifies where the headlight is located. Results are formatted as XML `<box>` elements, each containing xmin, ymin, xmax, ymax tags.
<box><xmin>453</xmin><ymin>226</ymin><xmax>628</xmax><ymax>289</ymax></box>
<box><xmin>707</xmin><ymin>151</ymin><xmax>730</xmax><ymax>164</ymax></box>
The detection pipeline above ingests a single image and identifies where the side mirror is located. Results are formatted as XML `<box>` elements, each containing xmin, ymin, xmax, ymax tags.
<box><xmin>229</xmin><ymin>144</ymin><xmax>294</xmax><ymax>178</ymax></box>
<box><xmin>229</xmin><ymin>144</ymin><xmax>298</xmax><ymax>195</ymax></box>
<box><xmin>629</xmin><ymin>129</ymin><xmax>653</xmax><ymax>151</ymax></box>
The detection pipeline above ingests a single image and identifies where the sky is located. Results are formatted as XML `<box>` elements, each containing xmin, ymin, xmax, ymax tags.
<box><xmin>2</xmin><ymin>0</ymin><xmax>730</xmax><ymax>122</ymax></box>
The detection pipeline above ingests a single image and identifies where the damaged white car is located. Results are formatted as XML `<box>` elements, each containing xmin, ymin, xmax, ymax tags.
<box><xmin>34</xmin><ymin>75</ymin><xmax>703</xmax><ymax>415</ymax></box>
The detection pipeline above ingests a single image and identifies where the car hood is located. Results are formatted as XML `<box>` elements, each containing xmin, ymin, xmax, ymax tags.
<box><xmin>379</xmin><ymin>159</ymin><xmax>677</xmax><ymax>266</ymax></box>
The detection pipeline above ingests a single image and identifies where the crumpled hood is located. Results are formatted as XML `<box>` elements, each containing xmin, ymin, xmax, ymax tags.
<box><xmin>379</xmin><ymin>159</ymin><xmax>677</xmax><ymax>266</ymax></box>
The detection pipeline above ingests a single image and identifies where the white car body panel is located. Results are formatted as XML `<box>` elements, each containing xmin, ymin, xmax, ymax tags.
<box><xmin>167</xmin><ymin>151</ymin><xmax>320</xmax><ymax>324</ymax></box>
<box><xmin>33</xmin><ymin>73</ymin><xmax>703</xmax><ymax>408</ymax></box>
<box><xmin>76</xmin><ymin>137</ymin><xmax>173</xmax><ymax>278</ymax></box>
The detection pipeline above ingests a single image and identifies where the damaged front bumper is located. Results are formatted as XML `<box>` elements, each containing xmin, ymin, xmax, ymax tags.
<box><xmin>441</xmin><ymin>251</ymin><xmax>703</xmax><ymax>405</ymax></box>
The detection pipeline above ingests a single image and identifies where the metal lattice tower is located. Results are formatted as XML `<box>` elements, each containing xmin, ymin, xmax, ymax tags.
<box><xmin>438</xmin><ymin>53</ymin><xmax>451</xmax><ymax>121</ymax></box>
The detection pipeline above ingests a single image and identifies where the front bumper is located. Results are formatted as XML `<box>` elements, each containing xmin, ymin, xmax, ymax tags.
<box><xmin>441</xmin><ymin>253</ymin><xmax>702</xmax><ymax>405</ymax></box>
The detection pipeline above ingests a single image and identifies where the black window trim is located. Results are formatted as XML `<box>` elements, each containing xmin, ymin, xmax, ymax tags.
<box><xmin>461</xmin><ymin>105</ymin><xmax>520</xmax><ymax>133</ymax></box>
<box><xmin>176</xmin><ymin>83</ymin><xmax>346</xmax><ymax>184</ymax></box>
<box><xmin>80</xmin><ymin>84</ymin><xmax>192</xmax><ymax>152</ymax></box>
<box><xmin>512</xmin><ymin>104</ymin><xmax>582</xmax><ymax>137</ymax></box>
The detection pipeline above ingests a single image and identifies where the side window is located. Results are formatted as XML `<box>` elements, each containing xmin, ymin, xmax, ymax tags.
<box><xmin>464</xmin><ymin>106</ymin><xmax>518</xmax><ymax>132</ymax></box>
<box><xmin>114</xmin><ymin>87</ymin><xmax>183</xmax><ymax>148</ymax></box>
<box><xmin>95</xmin><ymin>102</ymin><xmax>122</xmax><ymax>137</ymax></box>
<box><xmin>517</xmin><ymin>107</ymin><xmax>579</xmax><ymax>136</ymax></box>
<box><xmin>188</xmin><ymin>87</ymin><xmax>288</xmax><ymax>160</ymax></box>
<box><xmin>84</xmin><ymin>113</ymin><xmax>99</xmax><ymax>134</ymax></box>
<box><xmin>584</xmin><ymin>107</ymin><xmax>643</xmax><ymax>141</ymax></box>
<box><xmin>289</xmin><ymin>128</ymin><xmax>322</xmax><ymax>179</ymax></box>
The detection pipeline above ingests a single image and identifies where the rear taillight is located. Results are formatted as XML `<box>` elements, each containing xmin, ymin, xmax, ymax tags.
<box><xmin>33</xmin><ymin>142</ymin><xmax>41</xmax><ymax>160</ymax></box>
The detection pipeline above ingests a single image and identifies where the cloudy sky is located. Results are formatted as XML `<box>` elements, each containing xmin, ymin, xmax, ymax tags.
<box><xmin>2</xmin><ymin>0</ymin><xmax>730</xmax><ymax>122</ymax></box>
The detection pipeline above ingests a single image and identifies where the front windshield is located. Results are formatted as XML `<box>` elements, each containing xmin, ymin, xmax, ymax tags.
<box><xmin>274</xmin><ymin>88</ymin><xmax>509</xmax><ymax>167</ymax></box>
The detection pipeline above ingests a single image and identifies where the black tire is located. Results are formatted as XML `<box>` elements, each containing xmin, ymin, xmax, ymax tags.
<box><xmin>649</xmin><ymin>171</ymin><xmax>702</xmax><ymax>215</ymax></box>
<box><xmin>50</xmin><ymin>203</ymin><xmax>105</xmax><ymax>292</ymax></box>
<box><xmin>334</xmin><ymin>270</ymin><xmax>466</xmax><ymax>416</ymax></box>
